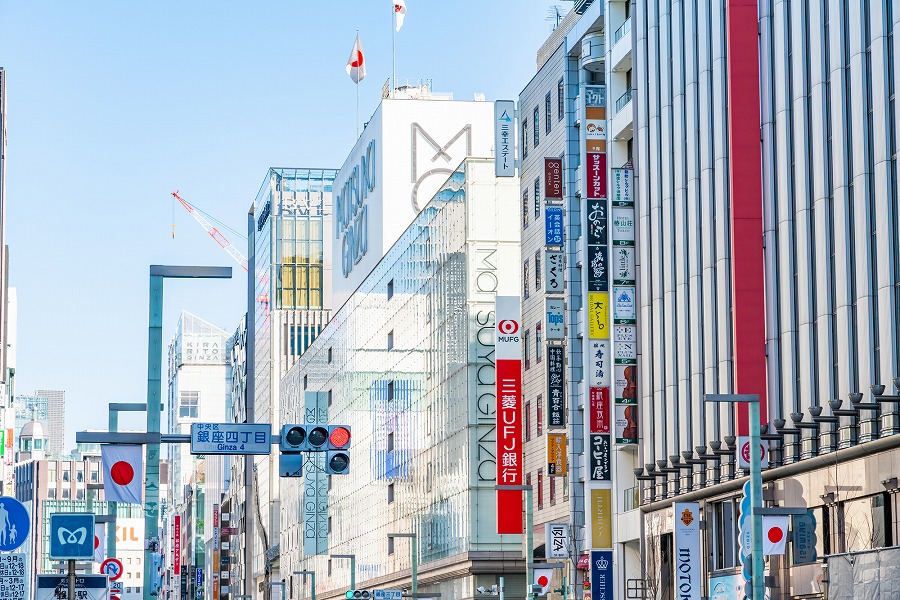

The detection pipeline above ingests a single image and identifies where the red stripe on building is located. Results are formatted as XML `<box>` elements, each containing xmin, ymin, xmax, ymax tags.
<box><xmin>726</xmin><ymin>0</ymin><xmax>768</xmax><ymax>434</ymax></box>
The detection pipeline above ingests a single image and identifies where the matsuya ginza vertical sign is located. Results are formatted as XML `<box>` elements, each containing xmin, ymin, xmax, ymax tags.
<box><xmin>495</xmin><ymin>296</ymin><xmax>523</xmax><ymax>534</ymax></box>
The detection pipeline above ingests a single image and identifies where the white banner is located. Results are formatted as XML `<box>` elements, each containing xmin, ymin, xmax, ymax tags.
<box><xmin>546</xmin><ymin>523</ymin><xmax>569</xmax><ymax>559</ymax></box>
<box><xmin>545</xmin><ymin>298</ymin><xmax>565</xmax><ymax>340</ymax></box>
<box><xmin>673</xmin><ymin>502</ymin><xmax>702</xmax><ymax>600</ymax></box>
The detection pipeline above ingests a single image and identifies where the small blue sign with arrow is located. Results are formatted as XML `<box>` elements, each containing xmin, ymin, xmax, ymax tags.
<box><xmin>0</xmin><ymin>496</ymin><xmax>30</xmax><ymax>552</ymax></box>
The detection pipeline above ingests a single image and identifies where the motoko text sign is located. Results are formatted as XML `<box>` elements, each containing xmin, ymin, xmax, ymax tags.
<box><xmin>495</xmin><ymin>296</ymin><xmax>523</xmax><ymax>534</ymax></box>
<box><xmin>674</xmin><ymin>503</ymin><xmax>702</xmax><ymax>600</ymax></box>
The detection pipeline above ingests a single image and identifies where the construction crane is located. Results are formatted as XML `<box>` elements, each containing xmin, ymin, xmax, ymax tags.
<box><xmin>171</xmin><ymin>191</ymin><xmax>249</xmax><ymax>272</ymax></box>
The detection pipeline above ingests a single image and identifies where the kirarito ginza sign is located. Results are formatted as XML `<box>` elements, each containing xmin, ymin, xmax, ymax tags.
<box><xmin>495</xmin><ymin>296</ymin><xmax>523</xmax><ymax>534</ymax></box>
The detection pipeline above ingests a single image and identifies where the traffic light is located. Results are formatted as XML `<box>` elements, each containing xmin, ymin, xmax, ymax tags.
<box><xmin>326</xmin><ymin>425</ymin><xmax>351</xmax><ymax>474</ymax></box>
<box><xmin>149</xmin><ymin>552</ymin><xmax>163</xmax><ymax>596</ymax></box>
<box><xmin>281</xmin><ymin>423</ymin><xmax>331</xmax><ymax>452</ymax></box>
<box><xmin>344</xmin><ymin>590</ymin><xmax>371</xmax><ymax>600</ymax></box>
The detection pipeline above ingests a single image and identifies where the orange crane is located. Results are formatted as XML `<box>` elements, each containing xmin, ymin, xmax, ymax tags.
<box><xmin>171</xmin><ymin>191</ymin><xmax>249</xmax><ymax>272</ymax></box>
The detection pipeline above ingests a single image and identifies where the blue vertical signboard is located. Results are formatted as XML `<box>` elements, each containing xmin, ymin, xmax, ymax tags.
<box><xmin>545</xmin><ymin>206</ymin><xmax>564</xmax><ymax>245</ymax></box>
<box><xmin>590</xmin><ymin>550</ymin><xmax>613</xmax><ymax>600</ymax></box>
<box><xmin>791</xmin><ymin>510</ymin><xmax>818</xmax><ymax>565</ymax></box>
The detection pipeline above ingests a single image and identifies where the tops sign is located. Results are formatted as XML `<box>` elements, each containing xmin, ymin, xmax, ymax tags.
<box><xmin>335</xmin><ymin>139</ymin><xmax>377</xmax><ymax>278</ymax></box>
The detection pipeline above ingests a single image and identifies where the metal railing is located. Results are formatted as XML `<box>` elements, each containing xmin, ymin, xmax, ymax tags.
<box><xmin>614</xmin><ymin>18</ymin><xmax>632</xmax><ymax>44</ymax></box>
<box><xmin>615</xmin><ymin>89</ymin><xmax>633</xmax><ymax>113</ymax></box>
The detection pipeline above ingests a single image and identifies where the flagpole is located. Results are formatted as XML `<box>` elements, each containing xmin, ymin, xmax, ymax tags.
<box><xmin>357</xmin><ymin>28</ymin><xmax>361</xmax><ymax>137</ymax></box>
<box><xmin>391</xmin><ymin>2</ymin><xmax>396</xmax><ymax>97</ymax></box>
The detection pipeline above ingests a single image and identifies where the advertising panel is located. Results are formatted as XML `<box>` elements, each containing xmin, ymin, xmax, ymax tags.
<box><xmin>547</xmin><ymin>433</ymin><xmax>567</xmax><ymax>476</ymax></box>
<box><xmin>586</xmin><ymin>244</ymin><xmax>609</xmax><ymax>293</ymax></box>
<box><xmin>674</xmin><ymin>503</ymin><xmax>702</xmax><ymax>600</ymax></box>
<box><xmin>792</xmin><ymin>510</ymin><xmax>818</xmax><ymax>565</ymax></box>
<box><xmin>612</xmin><ymin>246</ymin><xmax>636</xmax><ymax>284</ymax></box>
<box><xmin>544</xmin><ymin>251</ymin><xmax>565</xmax><ymax>294</ymax></box>
<box><xmin>495</xmin><ymin>296</ymin><xmax>523</xmax><ymax>534</ymax></box>
<box><xmin>495</xmin><ymin>101</ymin><xmax>516</xmax><ymax>177</ymax></box>
<box><xmin>709</xmin><ymin>575</ymin><xmax>743</xmax><ymax>600</ymax></box>
<box><xmin>589</xmin><ymin>387</ymin><xmax>610</xmax><ymax>434</ymax></box>
<box><xmin>586</xmin><ymin>198</ymin><xmax>608</xmax><ymax>293</ymax></box>
<box><xmin>545</xmin><ymin>298</ymin><xmax>565</xmax><ymax>340</ymax></box>
<box><xmin>588</xmin><ymin>340</ymin><xmax>612</xmax><ymax>387</ymax></box>
<box><xmin>614</xmin><ymin>365</ymin><xmax>638</xmax><ymax>404</ymax></box>
<box><xmin>613</xmin><ymin>286</ymin><xmax>636</xmax><ymax>323</ymax></box>
<box><xmin>544</xmin><ymin>158</ymin><xmax>563</xmax><ymax>199</ymax></box>
<box><xmin>547</xmin><ymin>346</ymin><xmax>566</xmax><ymax>428</ymax></box>
<box><xmin>586</xmin><ymin>153</ymin><xmax>607</xmax><ymax>199</ymax></box>
<box><xmin>212</xmin><ymin>505</ymin><xmax>220</xmax><ymax>600</ymax></box>
<box><xmin>586</xmin><ymin>198</ymin><xmax>608</xmax><ymax>245</ymax></box>
<box><xmin>613</xmin><ymin>326</ymin><xmax>637</xmax><ymax>364</ymax></box>
<box><xmin>590</xmin><ymin>490</ymin><xmax>612</xmax><ymax>547</ymax></box>
<box><xmin>587</xmin><ymin>293</ymin><xmax>609</xmax><ymax>339</ymax></box>
<box><xmin>545</xmin><ymin>206</ymin><xmax>564</xmax><ymax>245</ymax></box>
<box><xmin>615</xmin><ymin>405</ymin><xmax>639</xmax><ymax>445</ymax></box>
<box><xmin>611</xmin><ymin>207</ymin><xmax>635</xmax><ymax>244</ymax></box>
<box><xmin>611</xmin><ymin>168</ymin><xmax>634</xmax><ymax>206</ymax></box>
<box><xmin>546</xmin><ymin>523</ymin><xmax>570</xmax><ymax>559</ymax></box>
<box><xmin>588</xmin><ymin>434</ymin><xmax>611</xmax><ymax>481</ymax></box>
<box><xmin>590</xmin><ymin>551</ymin><xmax>613</xmax><ymax>600</ymax></box>
<box><xmin>174</xmin><ymin>516</ymin><xmax>181</xmax><ymax>575</ymax></box>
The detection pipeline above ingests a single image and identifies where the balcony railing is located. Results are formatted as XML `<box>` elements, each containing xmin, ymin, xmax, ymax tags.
<box><xmin>615</xmin><ymin>89</ymin><xmax>633</xmax><ymax>113</ymax></box>
<box><xmin>614</xmin><ymin>18</ymin><xmax>632</xmax><ymax>44</ymax></box>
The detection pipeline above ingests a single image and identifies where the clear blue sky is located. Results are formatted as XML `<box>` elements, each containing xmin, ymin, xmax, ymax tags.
<box><xmin>1</xmin><ymin>0</ymin><xmax>563</xmax><ymax>449</ymax></box>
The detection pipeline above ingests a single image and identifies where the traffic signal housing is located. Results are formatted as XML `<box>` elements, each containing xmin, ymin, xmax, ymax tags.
<box><xmin>326</xmin><ymin>425</ymin><xmax>351</xmax><ymax>474</ymax></box>
<box><xmin>280</xmin><ymin>423</ymin><xmax>330</xmax><ymax>452</ymax></box>
<box><xmin>149</xmin><ymin>552</ymin><xmax>163</xmax><ymax>596</ymax></box>
<box><xmin>345</xmin><ymin>590</ymin><xmax>371</xmax><ymax>600</ymax></box>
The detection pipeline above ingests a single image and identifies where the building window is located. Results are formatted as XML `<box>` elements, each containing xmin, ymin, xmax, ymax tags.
<box><xmin>537</xmin><ymin>469</ymin><xmax>544</xmax><ymax>509</ymax></box>
<box><xmin>524</xmin><ymin>329</ymin><xmax>531</xmax><ymax>369</ymax></box>
<box><xmin>522</xmin><ymin>118</ymin><xmax>528</xmax><ymax>158</ymax></box>
<box><xmin>387</xmin><ymin>279</ymin><xmax>394</xmax><ymax>300</ymax></box>
<box><xmin>711</xmin><ymin>498</ymin><xmax>741</xmax><ymax>570</ymax></box>
<box><xmin>62</xmin><ymin>468</ymin><xmax>70</xmax><ymax>483</ymax></box>
<box><xmin>535</xmin><ymin>251</ymin><xmax>542</xmax><ymax>289</ymax></box>
<box><xmin>545</xmin><ymin>92</ymin><xmax>552</xmax><ymax>133</ymax></box>
<box><xmin>328</xmin><ymin>389</ymin><xmax>333</xmax><ymax>406</ymax></box>
<box><xmin>48</xmin><ymin>488</ymin><xmax>56</xmax><ymax>499</ymax></box>
<box><xmin>549</xmin><ymin>476</ymin><xmax>556</xmax><ymax>504</ymax></box>
<box><xmin>48</xmin><ymin>465</ymin><xmax>56</xmax><ymax>482</ymax></box>
<box><xmin>76</xmin><ymin>489</ymin><xmax>84</xmax><ymax>501</ymax></box>
<box><xmin>525</xmin><ymin>401</ymin><xmax>532</xmax><ymax>441</ymax></box>
<box><xmin>557</xmin><ymin>78</ymin><xmax>565</xmax><ymax>121</ymax></box>
<box><xmin>90</xmin><ymin>463</ymin><xmax>99</xmax><ymax>484</ymax></box>
<box><xmin>388</xmin><ymin>537</ymin><xmax>395</xmax><ymax>555</ymax></box>
<box><xmin>388</xmin><ymin>483</ymin><xmax>395</xmax><ymax>504</ymax></box>
<box><xmin>178</xmin><ymin>391</ymin><xmax>200</xmax><ymax>419</ymax></box>
<box><xmin>62</xmin><ymin>488</ymin><xmax>70</xmax><ymax>499</ymax></box>
<box><xmin>536</xmin><ymin>395</ymin><xmax>543</xmax><ymax>435</ymax></box>
<box><xmin>536</xmin><ymin>324</ymin><xmax>543</xmax><ymax>363</ymax></box>
<box><xmin>524</xmin><ymin>260</ymin><xmax>530</xmax><ymax>299</ymax></box>
<box><xmin>523</xmin><ymin>189</ymin><xmax>530</xmax><ymax>228</ymax></box>
<box><xmin>76</xmin><ymin>466</ymin><xmax>84</xmax><ymax>483</ymax></box>
<box><xmin>387</xmin><ymin>380</ymin><xmax>395</xmax><ymax>401</ymax></box>
<box><xmin>387</xmin><ymin>330</ymin><xmax>394</xmax><ymax>350</ymax></box>
<box><xmin>303</xmin><ymin>375</ymin><xmax>308</xmax><ymax>390</ymax></box>
<box><xmin>533</xmin><ymin>106</ymin><xmax>540</xmax><ymax>147</ymax></box>
<box><xmin>327</xmin><ymin>347</ymin><xmax>333</xmax><ymax>363</ymax></box>
<box><xmin>841</xmin><ymin>494</ymin><xmax>892</xmax><ymax>552</ymax></box>
<box><xmin>388</xmin><ymin>432</ymin><xmax>395</xmax><ymax>452</ymax></box>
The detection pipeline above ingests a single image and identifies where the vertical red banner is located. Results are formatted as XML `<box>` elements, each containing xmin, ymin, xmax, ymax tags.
<box><xmin>586</xmin><ymin>152</ymin><xmax>607</xmax><ymax>199</ymax></box>
<box><xmin>589</xmin><ymin>387</ymin><xmax>611</xmax><ymax>434</ymax></box>
<box><xmin>496</xmin><ymin>296</ymin><xmax>523</xmax><ymax>534</ymax></box>
<box><xmin>173</xmin><ymin>516</ymin><xmax>181</xmax><ymax>574</ymax></box>
<box><xmin>544</xmin><ymin>158</ymin><xmax>563</xmax><ymax>199</ymax></box>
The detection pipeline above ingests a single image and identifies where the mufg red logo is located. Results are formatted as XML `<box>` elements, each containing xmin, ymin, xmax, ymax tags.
<box><xmin>498</xmin><ymin>319</ymin><xmax>519</xmax><ymax>335</ymax></box>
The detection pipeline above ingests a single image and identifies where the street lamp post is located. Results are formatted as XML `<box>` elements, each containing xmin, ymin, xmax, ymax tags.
<box><xmin>293</xmin><ymin>570</ymin><xmax>317</xmax><ymax>600</ymax></box>
<box><xmin>495</xmin><ymin>484</ymin><xmax>534</xmax><ymax>600</ymax></box>
<box><xmin>330</xmin><ymin>554</ymin><xmax>356</xmax><ymax>590</ymax></box>
<box><xmin>266</xmin><ymin>581</ymin><xmax>287</xmax><ymax>600</ymax></box>
<box><xmin>108</xmin><ymin>402</ymin><xmax>146</xmax><ymax>558</ymax></box>
<box><xmin>705</xmin><ymin>394</ymin><xmax>763</xmax><ymax>600</ymax></box>
<box><xmin>387</xmin><ymin>533</ymin><xmax>418</xmax><ymax>596</ymax></box>
<box><xmin>143</xmin><ymin>265</ymin><xmax>232</xmax><ymax>600</ymax></box>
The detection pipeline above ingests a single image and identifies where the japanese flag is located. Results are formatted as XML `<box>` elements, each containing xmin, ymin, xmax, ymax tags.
<box><xmin>93</xmin><ymin>523</ymin><xmax>106</xmax><ymax>563</ymax></box>
<box><xmin>534</xmin><ymin>569</ymin><xmax>554</xmax><ymax>596</ymax></box>
<box><xmin>394</xmin><ymin>0</ymin><xmax>407</xmax><ymax>31</ymax></box>
<box><xmin>762</xmin><ymin>516</ymin><xmax>790</xmax><ymax>555</ymax></box>
<box><xmin>346</xmin><ymin>34</ymin><xmax>366</xmax><ymax>83</ymax></box>
<box><xmin>101</xmin><ymin>444</ymin><xmax>143</xmax><ymax>504</ymax></box>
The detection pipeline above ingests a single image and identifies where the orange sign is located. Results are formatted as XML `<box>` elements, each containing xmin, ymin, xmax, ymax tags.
<box><xmin>547</xmin><ymin>433</ymin><xmax>567</xmax><ymax>476</ymax></box>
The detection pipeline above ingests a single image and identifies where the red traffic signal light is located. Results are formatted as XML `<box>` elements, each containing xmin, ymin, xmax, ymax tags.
<box><xmin>329</xmin><ymin>425</ymin><xmax>351</xmax><ymax>449</ymax></box>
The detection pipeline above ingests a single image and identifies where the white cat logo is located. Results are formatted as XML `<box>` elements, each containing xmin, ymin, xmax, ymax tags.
<box><xmin>58</xmin><ymin>526</ymin><xmax>88</xmax><ymax>546</ymax></box>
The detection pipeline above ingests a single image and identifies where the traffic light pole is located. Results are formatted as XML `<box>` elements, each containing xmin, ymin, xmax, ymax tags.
<box><xmin>330</xmin><ymin>554</ymin><xmax>356</xmax><ymax>590</ymax></box>
<box><xmin>142</xmin><ymin>265</ymin><xmax>232</xmax><ymax>600</ymax></box>
<box><xmin>293</xmin><ymin>570</ymin><xmax>316</xmax><ymax>600</ymax></box>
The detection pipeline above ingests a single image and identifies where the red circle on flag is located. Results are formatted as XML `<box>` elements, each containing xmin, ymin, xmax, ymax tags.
<box><xmin>94</xmin><ymin>535</ymin><xmax>100</xmax><ymax>549</ymax></box>
<box><xmin>110</xmin><ymin>461</ymin><xmax>134</xmax><ymax>486</ymax></box>
<box><xmin>767</xmin><ymin>526</ymin><xmax>784</xmax><ymax>543</ymax></box>
<box><xmin>538</xmin><ymin>576</ymin><xmax>549</xmax><ymax>587</ymax></box>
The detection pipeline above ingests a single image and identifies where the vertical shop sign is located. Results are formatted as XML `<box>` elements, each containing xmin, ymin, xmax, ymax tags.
<box><xmin>588</xmin><ymin>434</ymin><xmax>611</xmax><ymax>481</ymax></box>
<box><xmin>610</xmin><ymin>168</ymin><xmax>634</xmax><ymax>206</ymax></box>
<box><xmin>792</xmin><ymin>510</ymin><xmax>818</xmax><ymax>565</ymax></box>
<box><xmin>587</xmin><ymin>293</ymin><xmax>609</xmax><ymax>339</ymax></box>
<box><xmin>174</xmin><ymin>516</ymin><xmax>181</xmax><ymax>575</ymax></box>
<box><xmin>614</xmin><ymin>365</ymin><xmax>638</xmax><ymax>404</ymax></box>
<box><xmin>494</xmin><ymin>101</ymin><xmax>516</xmax><ymax>177</ymax></box>
<box><xmin>613</xmin><ymin>286</ymin><xmax>636</xmax><ymax>323</ymax></box>
<box><xmin>212</xmin><ymin>505</ymin><xmax>220</xmax><ymax>599</ymax></box>
<box><xmin>590</xmin><ymin>550</ymin><xmax>614</xmax><ymax>600</ymax></box>
<box><xmin>590</xmin><ymin>490</ymin><xmax>612</xmax><ymax>547</ymax></box>
<box><xmin>588</xmin><ymin>340</ymin><xmax>612</xmax><ymax>387</ymax></box>
<box><xmin>544</xmin><ymin>251</ymin><xmax>565</xmax><ymax>293</ymax></box>
<box><xmin>612</xmin><ymin>247</ymin><xmax>636</xmax><ymax>284</ymax></box>
<box><xmin>495</xmin><ymin>296</ymin><xmax>523</xmax><ymax>534</ymax></box>
<box><xmin>589</xmin><ymin>388</ymin><xmax>610</xmax><ymax>434</ymax></box>
<box><xmin>547</xmin><ymin>346</ymin><xmax>566</xmax><ymax>428</ymax></box>
<box><xmin>545</xmin><ymin>206</ymin><xmax>564</xmax><ymax>245</ymax></box>
<box><xmin>547</xmin><ymin>523</ymin><xmax>570</xmax><ymax>559</ymax></box>
<box><xmin>674</xmin><ymin>503</ymin><xmax>702</xmax><ymax>600</ymax></box>
<box><xmin>545</xmin><ymin>158</ymin><xmax>563</xmax><ymax>199</ymax></box>
<box><xmin>547</xmin><ymin>433</ymin><xmax>567</xmax><ymax>476</ymax></box>
<box><xmin>545</xmin><ymin>298</ymin><xmax>565</xmax><ymax>340</ymax></box>
<box><xmin>615</xmin><ymin>405</ymin><xmax>639</xmax><ymax>445</ymax></box>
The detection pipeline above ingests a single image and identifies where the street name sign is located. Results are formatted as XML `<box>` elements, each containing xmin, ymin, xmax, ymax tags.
<box><xmin>0</xmin><ymin>553</ymin><xmax>27</xmax><ymax>600</ymax></box>
<box><xmin>36</xmin><ymin>575</ymin><xmax>108</xmax><ymax>600</ymax></box>
<box><xmin>374</xmin><ymin>590</ymin><xmax>402</xmax><ymax>600</ymax></box>
<box><xmin>190</xmin><ymin>423</ymin><xmax>272</xmax><ymax>455</ymax></box>
<box><xmin>0</xmin><ymin>496</ymin><xmax>30</xmax><ymax>552</ymax></box>
<box><xmin>49</xmin><ymin>513</ymin><xmax>95</xmax><ymax>560</ymax></box>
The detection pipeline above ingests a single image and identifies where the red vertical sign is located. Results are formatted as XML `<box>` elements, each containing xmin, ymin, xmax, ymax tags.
<box><xmin>586</xmin><ymin>152</ymin><xmax>607</xmax><ymax>199</ymax></box>
<box><xmin>544</xmin><ymin>158</ymin><xmax>563</xmax><ymax>199</ymax></box>
<box><xmin>173</xmin><ymin>516</ymin><xmax>181</xmax><ymax>574</ymax></box>
<box><xmin>589</xmin><ymin>387</ymin><xmax>610</xmax><ymax>433</ymax></box>
<box><xmin>496</xmin><ymin>296</ymin><xmax>523</xmax><ymax>534</ymax></box>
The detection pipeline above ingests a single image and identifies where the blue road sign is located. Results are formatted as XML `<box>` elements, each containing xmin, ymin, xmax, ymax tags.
<box><xmin>374</xmin><ymin>590</ymin><xmax>402</xmax><ymax>600</ymax></box>
<box><xmin>49</xmin><ymin>513</ymin><xmax>95</xmax><ymax>560</ymax></box>
<box><xmin>0</xmin><ymin>496</ymin><xmax>30</xmax><ymax>552</ymax></box>
<box><xmin>190</xmin><ymin>423</ymin><xmax>272</xmax><ymax>455</ymax></box>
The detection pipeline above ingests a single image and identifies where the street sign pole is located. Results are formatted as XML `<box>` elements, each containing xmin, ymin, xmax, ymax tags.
<box><xmin>67</xmin><ymin>559</ymin><xmax>75</xmax><ymax>600</ymax></box>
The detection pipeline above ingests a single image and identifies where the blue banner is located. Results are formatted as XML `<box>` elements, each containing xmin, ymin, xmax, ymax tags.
<box><xmin>590</xmin><ymin>550</ymin><xmax>613</xmax><ymax>600</ymax></box>
<box><xmin>545</xmin><ymin>206</ymin><xmax>564</xmax><ymax>245</ymax></box>
<box><xmin>792</xmin><ymin>509</ymin><xmax>818</xmax><ymax>565</ymax></box>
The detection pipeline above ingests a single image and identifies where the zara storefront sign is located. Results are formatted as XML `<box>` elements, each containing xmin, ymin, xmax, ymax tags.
<box><xmin>673</xmin><ymin>502</ymin><xmax>702</xmax><ymax>600</ymax></box>
<box><xmin>335</xmin><ymin>138</ymin><xmax>377</xmax><ymax>278</ymax></box>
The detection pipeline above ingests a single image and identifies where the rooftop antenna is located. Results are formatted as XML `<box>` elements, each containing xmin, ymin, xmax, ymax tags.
<box><xmin>546</xmin><ymin>5</ymin><xmax>569</xmax><ymax>30</ymax></box>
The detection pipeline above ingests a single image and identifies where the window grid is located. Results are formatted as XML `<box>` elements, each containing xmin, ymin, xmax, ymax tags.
<box><xmin>523</xmin><ymin>189</ymin><xmax>530</xmax><ymax>228</ymax></box>
<box><xmin>557</xmin><ymin>78</ymin><xmax>565</xmax><ymax>121</ymax></box>
<box><xmin>533</xmin><ymin>106</ymin><xmax>540</xmax><ymax>147</ymax></box>
<box><xmin>534</xmin><ymin>178</ymin><xmax>541</xmax><ymax>218</ymax></box>
<box><xmin>522</xmin><ymin>118</ymin><xmax>529</xmax><ymax>158</ymax></box>
<box><xmin>524</xmin><ymin>260</ymin><xmax>530</xmax><ymax>299</ymax></box>
<box><xmin>545</xmin><ymin>91</ymin><xmax>552</xmax><ymax>134</ymax></box>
